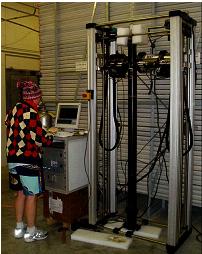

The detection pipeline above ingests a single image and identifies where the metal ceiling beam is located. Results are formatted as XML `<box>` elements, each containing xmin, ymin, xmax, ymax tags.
<box><xmin>1</xmin><ymin>18</ymin><xmax>39</xmax><ymax>33</ymax></box>
<box><xmin>18</xmin><ymin>2</ymin><xmax>39</xmax><ymax>9</ymax></box>
<box><xmin>1</xmin><ymin>4</ymin><xmax>39</xmax><ymax>17</ymax></box>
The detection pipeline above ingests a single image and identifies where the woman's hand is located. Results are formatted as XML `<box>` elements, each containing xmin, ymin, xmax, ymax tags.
<box><xmin>48</xmin><ymin>127</ymin><xmax>58</xmax><ymax>134</ymax></box>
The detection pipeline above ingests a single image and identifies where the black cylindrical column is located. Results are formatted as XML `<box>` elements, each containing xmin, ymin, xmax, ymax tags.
<box><xmin>125</xmin><ymin>38</ymin><xmax>138</xmax><ymax>230</ymax></box>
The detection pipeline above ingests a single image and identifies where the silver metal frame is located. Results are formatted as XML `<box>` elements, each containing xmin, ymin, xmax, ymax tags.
<box><xmin>186</xmin><ymin>29</ymin><xmax>195</xmax><ymax>230</ymax></box>
<box><xmin>87</xmin><ymin>25</ymin><xmax>97</xmax><ymax>225</ymax></box>
<box><xmin>109</xmin><ymin>41</ymin><xmax>117</xmax><ymax>213</ymax></box>
<box><xmin>86</xmin><ymin>12</ymin><xmax>196</xmax><ymax>249</ymax></box>
<box><xmin>167</xmin><ymin>15</ymin><xmax>184</xmax><ymax>246</ymax></box>
<box><xmin>167</xmin><ymin>14</ymin><xmax>196</xmax><ymax>247</ymax></box>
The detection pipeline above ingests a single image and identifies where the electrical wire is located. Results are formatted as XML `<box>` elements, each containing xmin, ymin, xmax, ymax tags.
<box><xmin>116</xmin><ymin>79</ymin><xmax>127</xmax><ymax>192</ymax></box>
<box><xmin>83</xmin><ymin>103</ymin><xmax>92</xmax><ymax>202</ymax></box>
<box><xmin>137</xmin><ymin>122</ymin><xmax>169</xmax><ymax>181</ymax></box>
<box><xmin>98</xmin><ymin>34</ymin><xmax>123</xmax><ymax>151</ymax></box>
<box><xmin>182</xmin><ymin>72</ymin><xmax>194</xmax><ymax>157</ymax></box>
<box><xmin>98</xmin><ymin>76</ymin><xmax>122</xmax><ymax>151</ymax></box>
<box><xmin>135</xmin><ymin>66</ymin><xmax>170</xmax><ymax>185</ymax></box>
<box><xmin>138</xmin><ymin>75</ymin><xmax>168</xmax><ymax>109</ymax></box>
<box><xmin>136</xmin><ymin>105</ymin><xmax>170</xmax><ymax>180</ymax></box>
<box><xmin>153</xmin><ymin>71</ymin><xmax>169</xmax><ymax>183</ymax></box>
<box><xmin>137</xmin><ymin>121</ymin><xmax>166</xmax><ymax>156</ymax></box>
<box><xmin>137</xmin><ymin>25</ymin><xmax>196</xmax><ymax>237</ymax></box>
<box><xmin>116</xmin><ymin>59</ymin><xmax>170</xmax><ymax>205</ymax></box>
<box><xmin>137</xmin><ymin>155</ymin><xmax>164</xmax><ymax>219</ymax></box>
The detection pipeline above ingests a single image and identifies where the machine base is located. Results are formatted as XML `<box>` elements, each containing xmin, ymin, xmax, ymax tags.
<box><xmin>104</xmin><ymin>221</ymin><xmax>162</xmax><ymax>239</ymax></box>
<box><xmin>71</xmin><ymin>229</ymin><xmax>133</xmax><ymax>250</ymax></box>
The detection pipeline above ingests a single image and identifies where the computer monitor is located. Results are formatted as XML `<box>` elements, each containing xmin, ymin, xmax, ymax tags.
<box><xmin>55</xmin><ymin>102</ymin><xmax>81</xmax><ymax>130</ymax></box>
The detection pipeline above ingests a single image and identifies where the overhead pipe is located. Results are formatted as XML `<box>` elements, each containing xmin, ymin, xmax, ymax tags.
<box><xmin>1</xmin><ymin>18</ymin><xmax>39</xmax><ymax>33</ymax></box>
<box><xmin>1</xmin><ymin>4</ymin><xmax>39</xmax><ymax>17</ymax></box>
<box><xmin>2</xmin><ymin>48</ymin><xmax>40</xmax><ymax>59</ymax></box>
<box><xmin>4</xmin><ymin>14</ymin><xmax>36</xmax><ymax>21</ymax></box>
<box><xmin>18</xmin><ymin>2</ymin><xmax>39</xmax><ymax>9</ymax></box>
<box><xmin>96</xmin><ymin>14</ymin><xmax>169</xmax><ymax>27</ymax></box>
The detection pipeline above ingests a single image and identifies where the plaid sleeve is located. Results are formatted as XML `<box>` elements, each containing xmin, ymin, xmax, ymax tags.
<box><xmin>5</xmin><ymin>109</ymin><xmax>11</xmax><ymax>127</ymax></box>
<box><xmin>25</xmin><ymin>110</ymin><xmax>53</xmax><ymax>147</ymax></box>
<box><xmin>5</xmin><ymin>110</ymin><xmax>12</xmax><ymax>137</ymax></box>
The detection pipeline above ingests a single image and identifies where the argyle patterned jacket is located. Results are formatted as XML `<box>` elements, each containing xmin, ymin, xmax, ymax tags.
<box><xmin>5</xmin><ymin>100</ymin><xmax>53</xmax><ymax>167</ymax></box>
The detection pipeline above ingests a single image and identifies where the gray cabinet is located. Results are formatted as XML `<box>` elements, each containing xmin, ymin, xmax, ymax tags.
<box><xmin>43</xmin><ymin>136</ymin><xmax>88</xmax><ymax>194</ymax></box>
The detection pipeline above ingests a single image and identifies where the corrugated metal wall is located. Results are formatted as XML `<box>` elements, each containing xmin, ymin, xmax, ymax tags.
<box><xmin>39</xmin><ymin>2</ymin><xmax>202</xmax><ymax>207</ymax></box>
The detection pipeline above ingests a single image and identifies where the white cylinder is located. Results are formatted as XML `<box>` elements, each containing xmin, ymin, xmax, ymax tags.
<box><xmin>117</xmin><ymin>27</ymin><xmax>130</xmax><ymax>36</ymax></box>
<box><xmin>130</xmin><ymin>24</ymin><xmax>145</xmax><ymax>35</ymax></box>
<box><xmin>117</xmin><ymin>37</ymin><xmax>128</xmax><ymax>46</ymax></box>
<box><xmin>132</xmin><ymin>35</ymin><xmax>147</xmax><ymax>45</ymax></box>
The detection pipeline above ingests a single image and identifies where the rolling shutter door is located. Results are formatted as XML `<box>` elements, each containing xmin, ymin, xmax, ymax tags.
<box><xmin>39</xmin><ymin>2</ymin><xmax>201</xmax><ymax>207</ymax></box>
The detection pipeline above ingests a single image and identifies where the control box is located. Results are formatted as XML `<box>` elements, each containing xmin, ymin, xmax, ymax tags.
<box><xmin>42</xmin><ymin>135</ymin><xmax>88</xmax><ymax>194</ymax></box>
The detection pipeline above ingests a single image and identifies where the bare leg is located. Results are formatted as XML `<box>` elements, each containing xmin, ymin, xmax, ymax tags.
<box><xmin>23</xmin><ymin>194</ymin><xmax>48</xmax><ymax>242</ymax></box>
<box><xmin>15</xmin><ymin>190</ymin><xmax>26</xmax><ymax>223</ymax></box>
<box><xmin>25</xmin><ymin>195</ymin><xmax>37</xmax><ymax>227</ymax></box>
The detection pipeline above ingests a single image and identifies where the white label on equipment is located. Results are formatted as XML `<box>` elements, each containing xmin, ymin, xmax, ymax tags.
<box><xmin>49</xmin><ymin>197</ymin><xmax>63</xmax><ymax>214</ymax></box>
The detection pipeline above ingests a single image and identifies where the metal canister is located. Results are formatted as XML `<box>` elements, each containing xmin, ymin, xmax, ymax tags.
<box><xmin>39</xmin><ymin>106</ymin><xmax>52</xmax><ymax>130</ymax></box>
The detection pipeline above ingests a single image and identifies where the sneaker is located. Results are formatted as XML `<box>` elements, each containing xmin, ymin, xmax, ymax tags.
<box><xmin>24</xmin><ymin>229</ymin><xmax>48</xmax><ymax>243</ymax></box>
<box><xmin>14</xmin><ymin>225</ymin><xmax>27</xmax><ymax>239</ymax></box>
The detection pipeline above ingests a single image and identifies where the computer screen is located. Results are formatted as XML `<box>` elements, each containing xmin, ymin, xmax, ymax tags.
<box><xmin>55</xmin><ymin>103</ymin><xmax>81</xmax><ymax>130</ymax></box>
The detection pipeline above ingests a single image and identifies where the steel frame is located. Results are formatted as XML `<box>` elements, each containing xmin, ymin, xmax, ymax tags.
<box><xmin>166</xmin><ymin>11</ymin><xmax>196</xmax><ymax>253</ymax></box>
<box><xmin>86</xmin><ymin>10</ymin><xmax>196</xmax><ymax>253</ymax></box>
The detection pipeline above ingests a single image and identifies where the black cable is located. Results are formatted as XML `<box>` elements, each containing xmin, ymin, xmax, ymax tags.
<box><xmin>181</xmin><ymin>25</ymin><xmax>196</xmax><ymax>157</ymax></box>
<box><xmin>148</xmin><ymin>70</ymin><xmax>154</xmax><ymax>95</ymax></box>
<box><xmin>183</xmin><ymin>99</ymin><xmax>193</xmax><ymax>156</ymax></box>
<box><xmin>84</xmin><ymin>104</ymin><xmax>91</xmax><ymax>189</ymax></box>
<box><xmin>98</xmin><ymin>78</ymin><xmax>122</xmax><ymax>151</ymax></box>
<box><xmin>137</xmin><ymin>121</ymin><xmax>166</xmax><ymax>157</ymax></box>
<box><xmin>138</xmin><ymin>75</ymin><xmax>168</xmax><ymax>109</ymax></box>
<box><xmin>190</xmin><ymin>30</ymin><xmax>201</xmax><ymax>243</ymax></box>
<box><xmin>152</xmin><ymin>69</ymin><xmax>169</xmax><ymax>184</ymax></box>
<box><xmin>98</xmin><ymin>38</ymin><xmax>108</xmax><ymax>149</ymax></box>
<box><xmin>182</xmin><ymin>72</ymin><xmax>194</xmax><ymax>156</ymax></box>
<box><xmin>137</xmin><ymin>68</ymin><xmax>169</xmax><ymax>187</ymax></box>
<box><xmin>136</xmin><ymin>105</ymin><xmax>170</xmax><ymax>181</ymax></box>
<box><xmin>113</xmin><ymin>78</ymin><xmax>122</xmax><ymax>148</ymax></box>
<box><xmin>98</xmin><ymin>36</ymin><xmax>121</xmax><ymax>151</ymax></box>
<box><xmin>116</xmin><ymin>79</ymin><xmax>127</xmax><ymax>192</ymax></box>
<box><xmin>135</xmin><ymin>91</ymin><xmax>168</xmax><ymax>215</ymax></box>
<box><xmin>137</xmin><ymin>147</ymin><xmax>167</xmax><ymax>183</ymax></box>
<box><xmin>136</xmin><ymin>98</ymin><xmax>170</xmax><ymax>182</ymax></box>
<box><xmin>137</xmin><ymin>155</ymin><xmax>164</xmax><ymax>219</ymax></box>
<box><xmin>153</xmin><ymin>71</ymin><xmax>169</xmax><ymax>183</ymax></box>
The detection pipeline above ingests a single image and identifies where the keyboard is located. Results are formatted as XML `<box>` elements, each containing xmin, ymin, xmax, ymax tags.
<box><xmin>54</xmin><ymin>131</ymin><xmax>74</xmax><ymax>138</ymax></box>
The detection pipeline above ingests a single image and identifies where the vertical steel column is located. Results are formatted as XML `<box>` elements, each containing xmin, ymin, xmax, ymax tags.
<box><xmin>186</xmin><ymin>30</ymin><xmax>195</xmax><ymax>230</ymax></box>
<box><xmin>167</xmin><ymin>15</ymin><xmax>184</xmax><ymax>246</ymax></box>
<box><xmin>109</xmin><ymin>41</ymin><xmax>117</xmax><ymax>213</ymax></box>
<box><xmin>86</xmin><ymin>23</ymin><xmax>97</xmax><ymax>225</ymax></box>
<box><xmin>148</xmin><ymin>4</ymin><xmax>157</xmax><ymax>216</ymax></box>
<box><xmin>126</xmin><ymin>39</ymin><xmax>138</xmax><ymax>230</ymax></box>
<box><xmin>102</xmin><ymin>35</ymin><xmax>110</xmax><ymax>216</ymax></box>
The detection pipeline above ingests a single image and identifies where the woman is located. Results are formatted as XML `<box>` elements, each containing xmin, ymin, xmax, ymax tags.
<box><xmin>5</xmin><ymin>80</ymin><xmax>54</xmax><ymax>243</ymax></box>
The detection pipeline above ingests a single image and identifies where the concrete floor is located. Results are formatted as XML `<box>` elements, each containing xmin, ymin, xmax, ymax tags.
<box><xmin>1</xmin><ymin>167</ymin><xmax>202</xmax><ymax>254</ymax></box>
